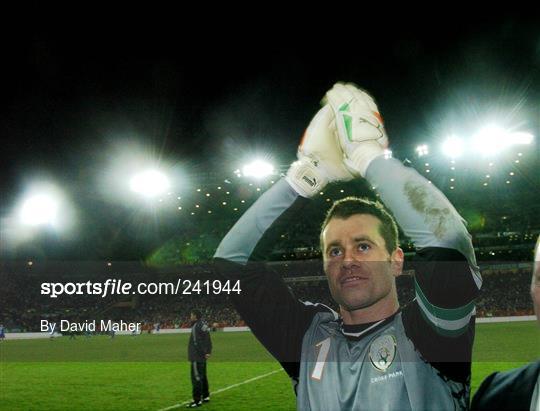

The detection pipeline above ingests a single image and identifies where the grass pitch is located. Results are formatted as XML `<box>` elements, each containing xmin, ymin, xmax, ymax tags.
<box><xmin>1</xmin><ymin>321</ymin><xmax>538</xmax><ymax>410</ymax></box>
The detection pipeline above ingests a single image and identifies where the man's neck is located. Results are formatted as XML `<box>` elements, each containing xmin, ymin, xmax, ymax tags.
<box><xmin>340</xmin><ymin>295</ymin><xmax>399</xmax><ymax>325</ymax></box>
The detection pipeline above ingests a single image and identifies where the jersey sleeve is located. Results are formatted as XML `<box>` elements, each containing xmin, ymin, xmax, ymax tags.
<box><xmin>401</xmin><ymin>247</ymin><xmax>478</xmax><ymax>381</ymax></box>
<box><xmin>214</xmin><ymin>179</ymin><xmax>332</xmax><ymax>366</ymax></box>
<box><xmin>365</xmin><ymin>157</ymin><xmax>481</xmax><ymax>335</ymax></box>
<box><xmin>364</xmin><ymin>157</ymin><xmax>482</xmax><ymax>380</ymax></box>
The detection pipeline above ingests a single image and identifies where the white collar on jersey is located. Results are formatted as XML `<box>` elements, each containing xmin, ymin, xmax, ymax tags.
<box><xmin>340</xmin><ymin>318</ymin><xmax>387</xmax><ymax>338</ymax></box>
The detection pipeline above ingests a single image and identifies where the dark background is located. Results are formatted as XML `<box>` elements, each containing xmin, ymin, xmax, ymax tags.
<box><xmin>1</xmin><ymin>12</ymin><xmax>539</xmax><ymax>261</ymax></box>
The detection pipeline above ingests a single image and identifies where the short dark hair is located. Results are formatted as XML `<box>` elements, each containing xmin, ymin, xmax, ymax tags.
<box><xmin>321</xmin><ymin>197</ymin><xmax>399</xmax><ymax>255</ymax></box>
<box><xmin>191</xmin><ymin>309</ymin><xmax>202</xmax><ymax>319</ymax></box>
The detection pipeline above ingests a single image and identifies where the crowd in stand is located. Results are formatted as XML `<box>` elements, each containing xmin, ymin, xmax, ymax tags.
<box><xmin>475</xmin><ymin>268</ymin><xmax>534</xmax><ymax>317</ymax></box>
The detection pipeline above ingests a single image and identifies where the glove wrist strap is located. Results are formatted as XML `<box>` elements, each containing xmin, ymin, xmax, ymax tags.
<box><xmin>285</xmin><ymin>159</ymin><xmax>328</xmax><ymax>198</ymax></box>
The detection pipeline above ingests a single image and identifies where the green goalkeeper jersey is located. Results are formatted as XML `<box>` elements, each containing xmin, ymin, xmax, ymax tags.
<box><xmin>297</xmin><ymin>310</ymin><xmax>468</xmax><ymax>410</ymax></box>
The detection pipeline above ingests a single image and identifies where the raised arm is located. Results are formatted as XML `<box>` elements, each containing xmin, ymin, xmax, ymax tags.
<box><xmin>366</xmin><ymin>156</ymin><xmax>478</xmax><ymax>269</ymax></box>
<box><xmin>365</xmin><ymin>156</ymin><xmax>481</xmax><ymax>334</ymax></box>
<box><xmin>213</xmin><ymin>105</ymin><xmax>349</xmax><ymax>365</ymax></box>
<box><xmin>214</xmin><ymin>179</ymin><xmax>301</xmax><ymax>264</ymax></box>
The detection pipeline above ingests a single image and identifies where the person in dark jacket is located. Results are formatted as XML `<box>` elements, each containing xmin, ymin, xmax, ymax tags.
<box><xmin>471</xmin><ymin>236</ymin><xmax>540</xmax><ymax>411</ymax></box>
<box><xmin>471</xmin><ymin>362</ymin><xmax>540</xmax><ymax>411</ymax></box>
<box><xmin>187</xmin><ymin>309</ymin><xmax>212</xmax><ymax>408</ymax></box>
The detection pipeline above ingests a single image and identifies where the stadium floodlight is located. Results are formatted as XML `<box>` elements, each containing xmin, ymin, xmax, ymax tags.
<box><xmin>9</xmin><ymin>183</ymin><xmax>75</xmax><ymax>238</ymax></box>
<box><xmin>129</xmin><ymin>170</ymin><xmax>170</xmax><ymax>198</ymax></box>
<box><xmin>441</xmin><ymin>136</ymin><xmax>464</xmax><ymax>158</ymax></box>
<box><xmin>383</xmin><ymin>149</ymin><xmax>393</xmax><ymax>159</ymax></box>
<box><xmin>19</xmin><ymin>194</ymin><xmax>59</xmax><ymax>226</ymax></box>
<box><xmin>510</xmin><ymin>131</ymin><xmax>534</xmax><ymax>145</ymax></box>
<box><xmin>472</xmin><ymin>126</ymin><xmax>534</xmax><ymax>157</ymax></box>
<box><xmin>241</xmin><ymin>160</ymin><xmax>274</xmax><ymax>179</ymax></box>
<box><xmin>415</xmin><ymin>144</ymin><xmax>429</xmax><ymax>157</ymax></box>
<box><xmin>471</xmin><ymin>125</ymin><xmax>509</xmax><ymax>156</ymax></box>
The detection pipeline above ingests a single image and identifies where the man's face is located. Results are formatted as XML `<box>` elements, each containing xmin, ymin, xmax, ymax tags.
<box><xmin>190</xmin><ymin>313</ymin><xmax>196</xmax><ymax>321</ymax></box>
<box><xmin>322</xmin><ymin>214</ymin><xmax>403</xmax><ymax>312</ymax></box>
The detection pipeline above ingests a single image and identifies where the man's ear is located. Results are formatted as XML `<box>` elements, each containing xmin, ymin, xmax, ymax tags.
<box><xmin>390</xmin><ymin>247</ymin><xmax>404</xmax><ymax>278</ymax></box>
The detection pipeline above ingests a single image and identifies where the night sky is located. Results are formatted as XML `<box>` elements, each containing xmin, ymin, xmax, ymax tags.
<box><xmin>2</xmin><ymin>14</ymin><xmax>539</xmax><ymax>260</ymax></box>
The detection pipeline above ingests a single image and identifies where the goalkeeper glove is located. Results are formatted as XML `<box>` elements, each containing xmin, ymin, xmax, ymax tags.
<box><xmin>286</xmin><ymin>104</ymin><xmax>354</xmax><ymax>197</ymax></box>
<box><xmin>324</xmin><ymin>83</ymin><xmax>388</xmax><ymax>177</ymax></box>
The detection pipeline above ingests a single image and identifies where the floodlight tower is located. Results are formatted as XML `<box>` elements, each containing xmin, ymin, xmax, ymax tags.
<box><xmin>241</xmin><ymin>160</ymin><xmax>275</xmax><ymax>179</ymax></box>
<box><xmin>129</xmin><ymin>170</ymin><xmax>170</xmax><ymax>198</ymax></box>
<box><xmin>19</xmin><ymin>194</ymin><xmax>59</xmax><ymax>227</ymax></box>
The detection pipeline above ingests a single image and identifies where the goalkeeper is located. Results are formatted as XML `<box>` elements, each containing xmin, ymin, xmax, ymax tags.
<box><xmin>214</xmin><ymin>83</ymin><xmax>481</xmax><ymax>410</ymax></box>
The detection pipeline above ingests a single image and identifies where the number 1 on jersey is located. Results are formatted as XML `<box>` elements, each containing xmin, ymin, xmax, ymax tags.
<box><xmin>311</xmin><ymin>338</ymin><xmax>331</xmax><ymax>380</ymax></box>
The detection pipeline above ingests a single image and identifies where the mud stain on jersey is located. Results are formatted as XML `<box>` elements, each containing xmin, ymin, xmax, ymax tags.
<box><xmin>404</xmin><ymin>181</ymin><xmax>450</xmax><ymax>239</ymax></box>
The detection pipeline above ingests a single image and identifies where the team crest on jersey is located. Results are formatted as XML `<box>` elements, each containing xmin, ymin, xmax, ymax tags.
<box><xmin>369</xmin><ymin>334</ymin><xmax>396</xmax><ymax>372</ymax></box>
